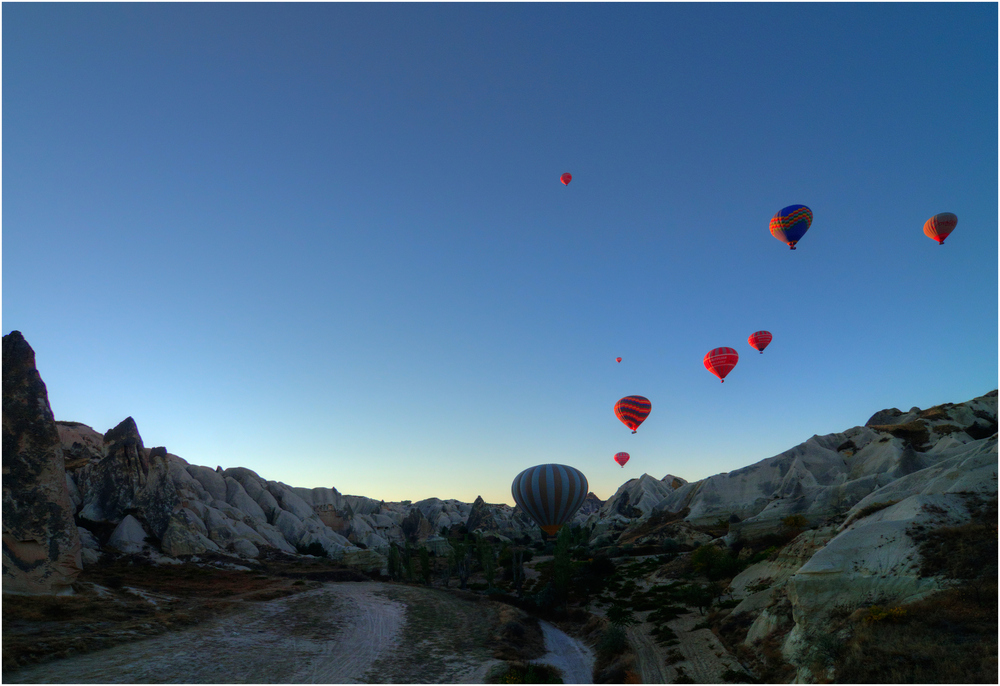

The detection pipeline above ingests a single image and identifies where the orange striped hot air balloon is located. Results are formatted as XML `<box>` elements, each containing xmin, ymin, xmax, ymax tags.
<box><xmin>704</xmin><ymin>347</ymin><xmax>739</xmax><ymax>382</ymax></box>
<box><xmin>614</xmin><ymin>452</ymin><xmax>630</xmax><ymax>468</ymax></box>
<box><xmin>748</xmin><ymin>331</ymin><xmax>772</xmax><ymax>354</ymax></box>
<box><xmin>615</xmin><ymin>395</ymin><xmax>651</xmax><ymax>433</ymax></box>
<box><xmin>923</xmin><ymin>212</ymin><xmax>957</xmax><ymax>245</ymax></box>
<box><xmin>560</xmin><ymin>172</ymin><xmax>572</xmax><ymax>186</ymax></box>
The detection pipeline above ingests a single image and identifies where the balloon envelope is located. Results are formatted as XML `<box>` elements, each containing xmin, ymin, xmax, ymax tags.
<box><xmin>924</xmin><ymin>212</ymin><xmax>957</xmax><ymax>245</ymax></box>
<box><xmin>704</xmin><ymin>347</ymin><xmax>739</xmax><ymax>382</ymax></box>
<box><xmin>511</xmin><ymin>463</ymin><xmax>589</xmax><ymax>536</ymax></box>
<box><xmin>615</xmin><ymin>395</ymin><xmax>651</xmax><ymax>433</ymax></box>
<box><xmin>616</xmin><ymin>357</ymin><xmax>622</xmax><ymax>363</ymax></box>
<box><xmin>614</xmin><ymin>452</ymin><xmax>630</xmax><ymax>468</ymax></box>
<box><xmin>748</xmin><ymin>331</ymin><xmax>772</xmax><ymax>354</ymax></box>
<box><xmin>560</xmin><ymin>173</ymin><xmax>572</xmax><ymax>185</ymax></box>
<box><xmin>769</xmin><ymin>205</ymin><xmax>813</xmax><ymax>249</ymax></box>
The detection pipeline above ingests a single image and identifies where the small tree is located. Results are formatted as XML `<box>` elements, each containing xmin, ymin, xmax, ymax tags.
<box><xmin>478</xmin><ymin>536</ymin><xmax>497</xmax><ymax>589</ymax></box>
<box><xmin>419</xmin><ymin>546</ymin><xmax>432</xmax><ymax>585</ymax></box>
<box><xmin>551</xmin><ymin>525</ymin><xmax>573</xmax><ymax>603</ymax></box>
<box><xmin>403</xmin><ymin>542</ymin><xmax>415</xmax><ymax>582</ymax></box>
<box><xmin>387</xmin><ymin>543</ymin><xmax>402</xmax><ymax>581</ymax></box>
<box><xmin>453</xmin><ymin>540</ymin><xmax>473</xmax><ymax>589</ymax></box>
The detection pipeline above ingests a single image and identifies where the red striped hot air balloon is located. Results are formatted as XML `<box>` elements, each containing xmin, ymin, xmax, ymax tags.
<box><xmin>704</xmin><ymin>347</ymin><xmax>739</xmax><ymax>382</ymax></box>
<box><xmin>560</xmin><ymin>173</ymin><xmax>572</xmax><ymax>186</ymax></box>
<box><xmin>614</xmin><ymin>452</ymin><xmax>630</xmax><ymax>468</ymax></box>
<box><xmin>748</xmin><ymin>331</ymin><xmax>772</xmax><ymax>354</ymax></box>
<box><xmin>615</xmin><ymin>395</ymin><xmax>651</xmax><ymax>433</ymax></box>
<box><xmin>616</xmin><ymin>357</ymin><xmax>622</xmax><ymax>363</ymax></box>
<box><xmin>923</xmin><ymin>212</ymin><xmax>957</xmax><ymax>245</ymax></box>
<box><xmin>511</xmin><ymin>463</ymin><xmax>589</xmax><ymax>536</ymax></box>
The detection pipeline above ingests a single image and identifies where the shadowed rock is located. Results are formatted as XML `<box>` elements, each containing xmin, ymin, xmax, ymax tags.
<box><xmin>2</xmin><ymin>331</ymin><xmax>82</xmax><ymax>594</ymax></box>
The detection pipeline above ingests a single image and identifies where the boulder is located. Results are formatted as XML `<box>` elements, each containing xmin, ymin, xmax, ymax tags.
<box><xmin>160</xmin><ymin>509</ymin><xmax>221</xmax><ymax>556</ymax></box>
<box><xmin>108</xmin><ymin>515</ymin><xmax>149</xmax><ymax>553</ymax></box>
<box><xmin>2</xmin><ymin>331</ymin><xmax>82</xmax><ymax>594</ymax></box>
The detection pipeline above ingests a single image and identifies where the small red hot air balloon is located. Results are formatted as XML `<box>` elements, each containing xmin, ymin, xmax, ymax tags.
<box><xmin>560</xmin><ymin>173</ymin><xmax>572</xmax><ymax>186</ymax></box>
<box><xmin>615</xmin><ymin>395</ymin><xmax>651</xmax><ymax>433</ymax></box>
<box><xmin>704</xmin><ymin>347</ymin><xmax>739</xmax><ymax>382</ymax></box>
<box><xmin>748</xmin><ymin>331</ymin><xmax>772</xmax><ymax>354</ymax></box>
<box><xmin>616</xmin><ymin>357</ymin><xmax>622</xmax><ymax>363</ymax></box>
<box><xmin>614</xmin><ymin>452</ymin><xmax>630</xmax><ymax>468</ymax></box>
<box><xmin>923</xmin><ymin>212</ymin><xmax>957</xmax><ymax>245</ymax></box>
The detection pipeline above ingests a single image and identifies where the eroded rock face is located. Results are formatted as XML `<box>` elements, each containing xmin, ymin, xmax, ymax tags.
<box><xmin>2</xmin><ymin>331</ymin><xmax>82</xmax><ymax>594</ymax></box>
<box><xmin>653</xmin><ymin>391</ymin><xmax>998</xmax><ymax>536</ymax></box>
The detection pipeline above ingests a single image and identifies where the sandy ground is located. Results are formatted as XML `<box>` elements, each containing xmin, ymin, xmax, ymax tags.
<box><xmin>533</xmin><ymin>620</ymin><xmax>596</xmax><ymax>684</ymax></box>
<box><xmin>5</xmin><ymin>582</ymin><xmax>503</xmax><ymax>684</ymax></box>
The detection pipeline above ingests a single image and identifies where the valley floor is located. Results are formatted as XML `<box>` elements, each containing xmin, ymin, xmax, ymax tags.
<box><xmin>7</xmin><ymin>581</ymin><xmax>591</xmax><ymax>684</ymax></box>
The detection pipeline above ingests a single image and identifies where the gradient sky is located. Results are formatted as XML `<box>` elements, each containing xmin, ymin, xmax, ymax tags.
<box><xmin>4</xmin><ymin>3</ymin><xmax>997</xmax><ymax>506</ymax></box>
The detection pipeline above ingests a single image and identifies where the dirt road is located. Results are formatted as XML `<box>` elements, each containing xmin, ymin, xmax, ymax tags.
<box><xmin>6</xmin><ymin>582</ymin><xmax>504</xmax><ymax>684</ymax></box>
<box><xmin>533</xmin><ymin>620</ymin><xmax>595</xmax><ymax>684</ymax></box>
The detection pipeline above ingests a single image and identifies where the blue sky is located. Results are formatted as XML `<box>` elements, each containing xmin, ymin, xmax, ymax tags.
<box><xmin>4</xmin><ymin>3</ymin><xmax>997</xmax><ymax>506</ymax></box>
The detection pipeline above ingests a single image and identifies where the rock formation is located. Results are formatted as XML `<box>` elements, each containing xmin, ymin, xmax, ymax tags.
<box><xmin>2</xmin><ymin>331</ymin><xmax>82</xmax><ymax>594</ymax></box>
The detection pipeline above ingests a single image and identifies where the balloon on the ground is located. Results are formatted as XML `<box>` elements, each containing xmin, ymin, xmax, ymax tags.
<box><xmin>704</xmin><ymin>347</ymin><xmax>739</xmax><ymax>382</ymax></box>
<box><xmin>560</xmin><ymin>173</ymin><xmax>572</xmax><ymax>186</ymax></box>
<box><xmin>615</xmin><ymin>395</ymin><xmax>651</xmax><ymax>433</ymax></box>
<box><xmin>511</xmin><ymin>463</ymin><xmax>589</xmax><ymax>536</ymax></box>
<box><xmin>616</xmin><ymin>357</ymin><xmax>622</xmax><ymax>363</ymax></box>
<box><xmin>614</xmin><ymin>452</ymin><xmax>630</xmax><ymax>468</ymax></box>
<box><xmin>923</xmin><ymin>212</ymin><xmax>957</xmax><ymax>245</ymax></box>
<box><xmin>770</xmin><ymin>205</ymin><xmax>813</xmax><ymax>250</ymax></box>
<box><xmin>748</xmin><ymin>331</ymin><xmax>772</xmax><ymax>354</ymax></box>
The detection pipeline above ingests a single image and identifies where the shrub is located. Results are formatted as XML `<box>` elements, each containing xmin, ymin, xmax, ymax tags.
<box><xmin>596</xmin><ymin>626</ymin><xmax>629</xmax><ymax>659</ymax></box>
<box><xmin>863</xmin><ymin>604</ymin><xmax>909</xmax><ymax>624</ymax></box>
<box><xmin>844</xmin><ymin>500</ymin><xmax>899</xmax><ymax>527</ymax></box>
<box><xmin>781</xmin><ymin>514</ymin><xmax>808</xmax><ymax>530</ymax></box>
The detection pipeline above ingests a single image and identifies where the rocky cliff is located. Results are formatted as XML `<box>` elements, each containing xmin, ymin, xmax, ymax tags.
<box><xmin>2</xmin><ymin>332</ymin><xmax>82</xmax><ymax>594</ymax></box>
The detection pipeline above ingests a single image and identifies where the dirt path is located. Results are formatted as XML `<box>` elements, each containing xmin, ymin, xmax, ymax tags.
<box><xmin>627</xmin><ymin>610</ymin><xmax>746</xmax><ymax>684</ymax></box>
<box><xmin>665</xmin><ymin>613</ymin><xmax>745</xmax><ymax>683</ymax></box>
<box><xmin>5</xmin><ymin>582</ymin><xmax>501</xmax><ymax>684</ymax></box>
<box><xmin>533</xmin><ymin>620</ymin><xmax>595</xmax><ymax>684</ymax></box>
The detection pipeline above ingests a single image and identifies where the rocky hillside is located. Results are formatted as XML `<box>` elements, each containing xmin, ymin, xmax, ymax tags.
<box><xmin>3</xmin><ymin>327</ymin><xmax>996</xmax><ymax>641</ymax></box>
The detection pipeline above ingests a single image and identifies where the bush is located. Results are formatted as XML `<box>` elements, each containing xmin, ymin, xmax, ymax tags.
<box><xmin>781</xmin><ymin>514</ymin><xmax>808</xmax><ymax>530</ymax></box>
<box><xmin>844</xmin><ymin>500</ymin><xmax>898</xmax><ymax>527</ymax></box>
<box><xmin>596</xmin><ymin>626</ymin><xmax>629</xmax><ymax>659</ymax></box>
<box><xmin>690</xmin><ymin>545</ymin><xmax>744</xmax><ymax>581</ymax></box>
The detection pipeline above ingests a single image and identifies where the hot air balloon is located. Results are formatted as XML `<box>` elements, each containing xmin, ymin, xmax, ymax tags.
<box><xmin>614</xmin><ymin>452</ymin><xmax>630</xmax><ymax>468</ymax></box>
<box><xmin>615</xmin><ymin>395</ymin><xmax>651</xmax><ymax>433</ymax></box>
<box><xmin>616</xmin><ymin>357</ymin><xmax>622</xmax><ymax>363</ymax></box>
<box><xmin>560</xmin><ymin>173</ymin><xmax>572</xmax><ymax>186</ymax></box>
<box><xmin>748</xmin><ymin>331</ymin><xmax>772</xmax><ymax>354</ymax></box>
<box><xmin>770</xmin><ymin>205</ymin><xmax>813</xmax><ymax>250</ymax></box>
<box><xmin>923</xmin><ymin>212</ymin><xmax>957</xmax><ymax>245</ymax></box>
<box><xmin>704</xmin><ymin>347</ymin><xmax>739</xmax><ymax>382</ymax></box>
<box><xmin>511</xmin><ymin>463</ymin><xmax>589</xmax><ymax>536</ymax></box>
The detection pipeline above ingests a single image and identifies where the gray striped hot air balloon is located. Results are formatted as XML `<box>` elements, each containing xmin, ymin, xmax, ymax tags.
<box><xmin>511</xmin><ymin>464</ymin><xmax>589</xmax><ymax>536</ymax></box>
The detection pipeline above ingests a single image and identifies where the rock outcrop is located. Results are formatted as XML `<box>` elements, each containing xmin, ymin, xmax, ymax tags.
<box><xmin>651</xmin><ymin>391</ymin><xmax>997</xmax><ymax>538</ymax></box>
<box><xmin>2</xmin><ymin>331</ymin><xmax>82</xmax><ymax>594</ymax></box>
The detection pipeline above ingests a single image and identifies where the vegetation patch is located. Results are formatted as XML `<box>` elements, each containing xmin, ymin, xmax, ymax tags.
<box><xmin>485</xmin><ymin>661</ymin><xmax>564</xmax><ymax>684</ymax></box>
<box><xmin>844</xmin><ymin>500</ymin><xmax>899</xmax><ymax>527</ymax></box>
<box><xmin>830</xmin><ymin>587</ymin><xmax>997</xmax><ymax>683</ymax></box>
<box><xmin>867</xmin><ymin>420</ymin><xmax>931</xmax><ymax>449</ymax></box>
